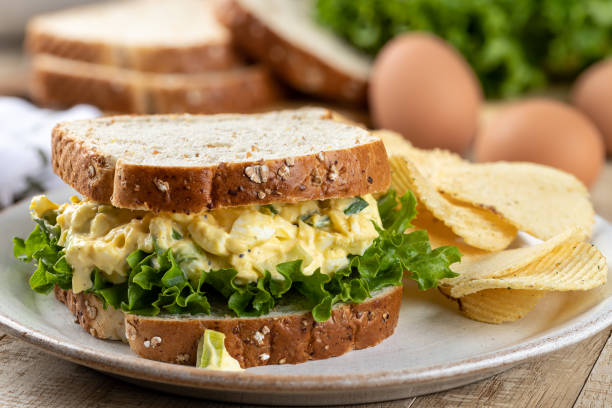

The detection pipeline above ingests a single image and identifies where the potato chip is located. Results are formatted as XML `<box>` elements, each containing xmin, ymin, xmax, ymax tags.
<box><xmin>449</xmin><ymin>241</ymin><xmax>607</xmax><ymax>297</ymax></box>
<box><xmin>378</xmin><ymin>130</ymin><xmax>603</xmax><ymax>325</ymax></box>
<box><xmin>375</xmin><ymin>129</ymin><xmax>415</xmax><ymax>157</ymax></box>
<box><xmin>444</xmin><ymin>227</ymin><xmax>586</xmax><ymax>284</ymax></box>
<box><xmin>377</xmin><ymin>130</ymin><xmax>465</xmax><ymax>182</ymax></box>
<box><xmin>390</xmin><ymin>156</ymin><xmax>517</xmax><ymax>251</ymax></box>
<box><xmin>439</xmin><ymin>286</ymin><xmax>546</xmax><ymax>324</ymax></box>
<box><xmin>438</xmin><ymin>226</ymin><xmax>606</xmax><ymax>323</ymax></box>
<box><xmin>410</xmin><ymin>206</ymin><xmax>488</xmax><ymax>261</ymax></box>
<box><xmin>377</xmin><ymin>129</ymin><xmax>595</xmax><ymax>241</ymax></box>
<box><xmin>433</xmin><ymin>162</ymin><xmax>595</xmax><ymax>240</ymax></box>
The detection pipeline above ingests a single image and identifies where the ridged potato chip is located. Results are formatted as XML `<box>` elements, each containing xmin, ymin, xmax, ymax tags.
<box><xmin>390</xmin><ymin>156</ymin><xmax>517</xmax><ymax>251</ymax></box>
<box><xmin>377</xmin><ymin>130</ymin><xmax>464</xmax><ymax>182</ymax></box>
<box><xmin>378</xmin><ymin>129</ymin><xmax>595</xmax><ymax>241</ymax></box>
<box><xmin>410</xmin><ymin>206</ymin><xmax>487</xmax><ymax>261</ymax></box>
<box><xmin>438</xmin><ymin>227</ymin><xmax>606</xmax><ymax>323</ymax></box>
<box><xmin>444</xmin><ymin>227</ymin><xmax>586</xmax><ymax>284</ymax></box>
<box><xmin>376</xmin><ymin>129</ymin><xmax>416</xmax><ymax>158</ymax></box>
<box><xmin>449</xmin><ymin>241</ymin><xmax>607</xmax><ymax>297</ymax></box>
<box><xmin>378</xmin><ymin>128</ymin><xmax>605</xmax><ymax>325</ymax></box>
<box><xmin>439</xmin><ymin>286</ymin><xmax>546</xmax><ymax>324</ymax></box>
<box><xmin>433</xmin><ymin>162</ymin><xmax>595</xmax><ymax>240</ymax></box>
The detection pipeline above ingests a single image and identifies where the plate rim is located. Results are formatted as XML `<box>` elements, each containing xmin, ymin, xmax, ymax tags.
<box><xmin>1</xmin><ymin>296</ymin><xmax>609</xmax><ymax>392</ymax></box>
<box><xmin>0</xmin><ymin>195</ymin><xmax>611</xmax><ymax>393</ymax></box>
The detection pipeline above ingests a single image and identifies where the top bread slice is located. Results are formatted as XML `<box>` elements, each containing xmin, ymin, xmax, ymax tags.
<box><xmin>216</xmin><ymin>0</ymin><xmax>372</xmax><ymax>104</ymax></box>
<box><xmin>26</xmin><ymin>0</ymin><xmax>239</xmax><ymax>73</ymax></box>
<box><xmin>51</xmin><ymin>108</ymin><xmax>390</xmax><ymax>213</ymax></box>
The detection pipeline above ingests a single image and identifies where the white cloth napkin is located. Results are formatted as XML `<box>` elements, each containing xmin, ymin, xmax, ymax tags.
<box><xmin>0</xmin><ymin>97</ymin><xmax>101</xmax><ymax>208</ymax></box>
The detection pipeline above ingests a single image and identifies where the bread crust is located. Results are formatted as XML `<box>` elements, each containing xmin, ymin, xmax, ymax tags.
<box><xmin>146</xmin><ymin>66</ymin><xmax>281</xmax><ymax>114</ymax></box>
<box><xmin>125</xmin><ymin>285</ymin><xmax>402</xmax><ymax>368</ymax></box>
<box><xmin>26</xmin><ymin>26</ymin><xmax>239</xmax><ymax>73</ymax></box>
<box><xmin>216</xmin><ymin>0</ymin><xmax>368</xmax><ymax>105</ymax></box>
<box><xmin>31</xmin><ymin>59</ymin><xmax>145</xmax><ymax>113</ymax></box>
<box><xmin>30</xmin><ymin>55</ymin><xmax>280</xmax><ymax>114</ymax></box>
<box><xmin>54</xmin><ymin>286</ymin><xmax>127</xmax><ymax>342</ymax></box>
<box><xmin>51</xmin><ymin>127</ymin><xmax>117</xmax><ymax>203</ymax></box>
<box><xmin>51</xmin><ymin>115</ymin><xmax>391</xmax><ymax>213</ymax></box>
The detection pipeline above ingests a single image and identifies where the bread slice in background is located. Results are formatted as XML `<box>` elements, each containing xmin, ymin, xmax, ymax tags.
<box><xmin>51</xmin><ymin>108</ymin><xmax>390</xmax><ymax>212</ymax></box>
<box><xmin>55</xmin><ymin>285</ymin><xmax>402</xmax><ymax>368</ymax></box>
<box><xmin>216</xmin><ymin>0</ymin><xmax>372</xmax><ymax>105</ymax></box>
<box><xmin>30</xmin><ymin>54</ymin><xmax>280</xmax><ymax>114</ymax></box>
<box><xmin>26</xmin><ymin>0</ymin><xmax>239</xmax><ymax>73</ymax></box>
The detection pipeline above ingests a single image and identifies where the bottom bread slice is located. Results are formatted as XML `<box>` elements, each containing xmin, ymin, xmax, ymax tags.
<box><xmin>54</xmin><ymin>285</ymin><xmax>403</xmax><ymax>368</ymax></box>
<box><xmin>54</xmin><ymin>286</ymin><xmax>127</xmax><ymax>342</ymax></box>
<box><xmin>30</xmin><ymin>54</ymin><xmax>280</xmax><ymax>114</ymax></box>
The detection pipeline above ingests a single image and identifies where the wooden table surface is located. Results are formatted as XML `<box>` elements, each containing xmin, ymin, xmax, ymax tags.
<box><xmin>0</xmin><ymin>164</ymin><xmax>609</xmax><ymax>407</ymax></box>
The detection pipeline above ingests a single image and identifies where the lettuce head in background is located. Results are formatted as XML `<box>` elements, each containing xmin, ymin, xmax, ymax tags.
<box><xmin>315</xmin><ymin>0</ymin><xmax>612</xmax><ymax>97</ymax></box>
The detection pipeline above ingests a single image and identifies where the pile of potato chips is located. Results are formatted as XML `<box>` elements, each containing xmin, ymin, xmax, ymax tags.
<box><xmin>377</xmin><ymin>130</ymin><xmax>608</xmax><ymax>324</ymax></box>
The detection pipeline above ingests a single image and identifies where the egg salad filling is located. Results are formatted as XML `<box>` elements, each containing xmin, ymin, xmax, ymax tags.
<box><xmin>31</xmin><ymin>194</ymin><xmax>381</xmax><ymax>293</ymax></box>
<box><xmin>15</xmin><ymin>190</ymin><xmax>461</xmax><ymax>322</ymax></box>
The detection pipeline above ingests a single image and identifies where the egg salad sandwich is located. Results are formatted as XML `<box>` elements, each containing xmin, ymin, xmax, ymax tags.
<box><xmin>13</xmin><ymin>108</ymin><xmax>460</xmax><ymax>368</ymax></box>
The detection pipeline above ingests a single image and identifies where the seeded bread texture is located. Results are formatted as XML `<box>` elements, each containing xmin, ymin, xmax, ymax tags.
<box><xmin>216</xmin><ymin>0</ymin><xmax>372</xmax><ymax>104</ymax></box>
<box><xmin>54</xmin><ymin>285</ymin><xmax>401</xmax><ymax>368</ymax></box>
<box><xmin>51</xmin><ymin>108</ymin><xmax>391</xmax><ymax>212</ymax></box>
<box><xmin>30</xmin><ymin>54</ymin><xmax>280</xmax><ymax>114</ymax></box>
<box><xmin>125</xmin><ymin>285</ymin><xmax>402</xmax><ymax>368</ymax></box>
<box><xmin>26</xmin><ymin>0</ymin><xmax>239</xmax><ymax>73</ymax></box>
<box><xmin>54</xmin><ymin>286</ymin><xmax>127</xmax><ymax>342</ymax></box>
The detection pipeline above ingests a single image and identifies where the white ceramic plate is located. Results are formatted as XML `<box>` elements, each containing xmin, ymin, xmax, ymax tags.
<box><xmin>1</xmin><ymin>189</ymin><xmax>611</xmax><ymax>406</ymax></box>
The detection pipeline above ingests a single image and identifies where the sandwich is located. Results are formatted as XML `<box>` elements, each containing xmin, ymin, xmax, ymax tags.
<box><xmin>14</xmin><ymin>108</ymin><xmax>460</xmax><ymax>368</ymax></box>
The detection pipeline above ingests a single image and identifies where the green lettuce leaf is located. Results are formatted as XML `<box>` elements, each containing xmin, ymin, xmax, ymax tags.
<box><xmin>119</xmin><ymin>249</ymin><xmax>211</xmax><ymax>316</ymax></box>
<box><xmin>89</xmin><ymin>269</ymin><xmax>127</xmax><ymax>310</ymax></box>
<box><xmin>13</xmin><ymin>215</ymin><xmax>71</xmax><ymax>294</ymax></box>
<box><xmin>14</xmin><ymin>189</ymin><xmax>460</xmax><ymax>322</ymax></box>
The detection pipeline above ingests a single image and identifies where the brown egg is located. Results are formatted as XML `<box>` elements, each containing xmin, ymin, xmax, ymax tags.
<box><xmin>571</xmin><ymin>58</ymin><xmax>612</xmax><ymax>154</ymax></box>
<box><xmin>474</xmin><ymin>99</ymin><xmax>604</xmax><ymax>187</ymax></box>
<box><xmin>369</xmin><ymin>33</ymin><xmax>481</xmax><ymax>153</ymax></box>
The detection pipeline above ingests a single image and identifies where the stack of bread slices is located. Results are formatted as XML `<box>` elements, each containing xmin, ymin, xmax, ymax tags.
<box><xmin>27</xmin><ymin>0</ymin><xmax>373</xmax><ymax>113</ymax></box>
<box><xmin>26</xmin><ymin>0</ymin><xmax>280</xmax><ymax>114</ymax></box>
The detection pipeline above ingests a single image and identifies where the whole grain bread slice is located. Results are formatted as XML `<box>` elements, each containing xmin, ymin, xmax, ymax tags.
<box><xmin>51</xmin><ymin>108</ymin><xmax>390</xmax><ymax>213</ymax></box>
<box><xmin>26</xmin><ymin>0</ymin><xmax>239</xmax><ymax>73</ymax></box>
<box><xmin>55</xmin><ymin>285</ymin><xmax>402</xmax><ymax>368</ymax></box>
<box><xmin>216</xmin><ymin>0</ymin><xmax>372</xmax><ymax>104</ymax></box>
<box><xmin>30</xmin><ymin>54</ymin><xmax>280</xmax><ymax>114</ymax></box>
<box><xmin>54</xmin><ymin>286</ymin><xmax>127</xmax><ymax>342</ymax></box>
<box><xmin>126</xmin><ymin>285</ymin><xmax>402</xmax><ymax>368</ymax></box>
